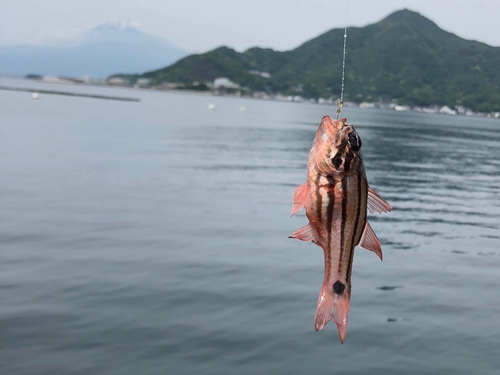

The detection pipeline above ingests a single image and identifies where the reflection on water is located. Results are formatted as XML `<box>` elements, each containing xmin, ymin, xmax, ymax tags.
<box><xmin>1</xmin><ymin>78</ymin><xmax>499</xmax><ymax>375</ymax></box>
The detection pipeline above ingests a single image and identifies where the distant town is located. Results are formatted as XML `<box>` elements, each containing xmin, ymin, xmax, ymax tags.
<box><xmin>21</xmin><ymin>74</ymin><xmax>500</xmax><ymax>119</ymax></box>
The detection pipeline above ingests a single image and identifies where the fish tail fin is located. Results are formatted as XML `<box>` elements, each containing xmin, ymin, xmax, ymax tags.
<box><xmin>314</xmin><ymin>283</ymin><xmax>351</xmax><ymax>343</ymax></box>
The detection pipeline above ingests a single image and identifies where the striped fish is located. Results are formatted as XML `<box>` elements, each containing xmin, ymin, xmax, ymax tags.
<box><xmin>290</xmin><ymin>115</ymin><xmax>391</xmax><ymax>343</ymax></box>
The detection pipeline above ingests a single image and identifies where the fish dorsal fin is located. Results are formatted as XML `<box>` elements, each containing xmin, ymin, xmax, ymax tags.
<box><xmin>289</xmin><ymin>223</ymin><xmax>320</xmax><ymax>246</ymax></box>
<box><xmin>359</xmin><ymin>221</ymin><xmax>383</xmax><ymax>260</ymax></box>
<box><xmin>368</xmin><ymin>186</ymin><xmax>392</xmax><ymax>214</ymax></box>
<box><xmin>291</xmin><ymin>182</ymin><xmax>310</xmax><ymax>217</ymax></box>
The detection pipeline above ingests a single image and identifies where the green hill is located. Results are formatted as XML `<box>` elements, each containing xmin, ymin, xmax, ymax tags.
<box><xmin>114</xmin><ymin>9</ymin><xmax>500</xmax><ymax>112</ymax></box>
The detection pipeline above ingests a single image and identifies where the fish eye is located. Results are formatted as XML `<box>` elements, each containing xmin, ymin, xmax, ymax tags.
<box><xmin>349</xmin><ymin>132</ymin><xmax>361</xmax><ymax>151</ymax></box>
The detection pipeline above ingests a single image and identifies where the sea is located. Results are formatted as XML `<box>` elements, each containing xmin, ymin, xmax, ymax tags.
<box><xmin>1</xmin><ymin>77</ymin><xmax>500</xmax><ymax>375</ymax></box>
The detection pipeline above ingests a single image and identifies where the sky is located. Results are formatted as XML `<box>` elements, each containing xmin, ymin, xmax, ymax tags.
<box><xmin>1</xmin><ymin>0</ymin><xmax>500</xmax><ymax>53</ymax></box>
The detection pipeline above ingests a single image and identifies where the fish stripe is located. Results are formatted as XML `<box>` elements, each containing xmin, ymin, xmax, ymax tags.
<box><xmin>326</xmin><ymin>176</ymin><xmax>337</xmax><ymax>279</ymax></box>
<box><xmin>332</xmin><ymin>154</ymin><xmax>342</xmax><ymax>169</ymax></box>
<box><xmin>344</xmin><ymin>154</ymin><xmax>352</xmax><ymax>173</ymax></box>
<box><xmin>326</xmin><ymin>184</ymin><xmax>334</xmax><ymax>249</ymax></box>
<box><xmin>338</xmin><ymin>178</ymin><xmax>347</xmax><ymax>273</ymax></box>
<box><xmin>315</xmin><ymin>173</ymin><xmax>322</xmax><ymax>227</ymax></box>
<box><xmin>347</xmin><ymin>175</ymin><xmax>362</xmax><ymax>280</ymax></box>
<box><xmin>325</xmin><ymin>176</ymin><xmax>336</xmax><ymax>238</ymax></box>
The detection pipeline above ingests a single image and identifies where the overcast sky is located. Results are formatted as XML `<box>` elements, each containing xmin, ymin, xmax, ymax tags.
<box><xmin>1</xmin><ymin>0</ymin><xmax>499</xmax><ymax>52</ymax></box>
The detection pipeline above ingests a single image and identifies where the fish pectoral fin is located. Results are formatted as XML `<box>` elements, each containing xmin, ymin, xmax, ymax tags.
<box><xmin>289</xmin><ymin>223</ymin><xmax>319</xmax><ymax>245</ymax></box>
<box><xmin>367</xmin><ymin>186</ymin><xmax>392</xmax><ymax>214</ymax></box>
<box><xmin>291</xmin><ymin>182</ymin><xmax>310</xmax><ymax>217</ymax></box>
<box><xmin>359</xmin><ymin>221</ymin><xmax>383</xmax><ymax>261</ymax></box>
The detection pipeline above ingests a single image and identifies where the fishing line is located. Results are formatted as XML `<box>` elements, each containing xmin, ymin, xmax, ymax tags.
<box><xmin>336</xmin><ymin>0</ymin><xmax>348</xmax><ymax>119</ymax></box>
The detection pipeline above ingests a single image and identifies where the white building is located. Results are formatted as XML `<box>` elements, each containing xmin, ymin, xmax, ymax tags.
<box><xmin>213</xmin><ymin>77</ymin><xmax>240</xmax><ymax>89</ymax></box>
<box><xmin>135</xmin><ymin>78</ymin><xmax>150</xmax><ymax>88</ymax></box>
<box><xmin>439</xmin><ymin>106</ymin><xmax>457</xmax><ymax>115</ymax></box>
<box><xmin>41</xmin><ymin>76</ymin><xmax>73</xmax><ymax>84</ymax></box>
<box><xmin>107</xmin><ymin>77</ymin><xmax>128</xmax><ymax>86</ymax></box>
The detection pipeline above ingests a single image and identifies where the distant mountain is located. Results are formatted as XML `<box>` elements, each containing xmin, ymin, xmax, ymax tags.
<box><xmin>123</xmin><ymin>9</ymin><xmax>500</xmax><ymax>113</ymax></box>
<box><xmin>0</xmin><ymin>22</ymin><xmax>187</xmax><ymax>78</ymax></box>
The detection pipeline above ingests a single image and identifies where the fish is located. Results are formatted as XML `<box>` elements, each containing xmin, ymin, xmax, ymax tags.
<box><xmin>289</xmin><ymin>115</ymin><xmax>391</xmax><ymax>343</ymax></box>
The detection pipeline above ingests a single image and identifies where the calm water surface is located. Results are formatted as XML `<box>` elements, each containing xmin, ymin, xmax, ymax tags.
<box><xmin>1</xmin><ymin>78</ymin><xmax>500</xmax><ymax>374</ymax></box>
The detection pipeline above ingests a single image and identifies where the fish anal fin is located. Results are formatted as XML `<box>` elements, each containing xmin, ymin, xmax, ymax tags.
<box><xmin>314</xmin><ymin>284</ymin><xmax>351</xmax><ymax>344</ymax></box>
<box><xmin>359</xmin><ymin>221</ymin><xmax>383</xmax><ymax>260</ymax></box>
<box><xmin>289</xmin><ymin>223</ymin><xmax>320</xmax><ymax>246</ymax></box>
<box><xmin>368</xmin><ymin>186</ymin><xmax>392</xmax><ymax>214</ymax></box>
<box><xmin>291</xmin><ymin>182</ymin><xmax>310</xmax><ymax>217</ymax></box>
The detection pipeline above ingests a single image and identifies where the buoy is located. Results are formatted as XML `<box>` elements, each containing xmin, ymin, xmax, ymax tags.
<box><xmin>208</xmin><ymin>103</ymin><xmax>215</xmax><ymax>110</ymax></box>
<box><xmin>239</xmin><ymin>106</ymin><xmax>246</xmax><ymax>112</ymax></box>
<box><xmin>32</xmin><ymin>93</ymin><xmax>39</xmax><ymax>100</ymax></box>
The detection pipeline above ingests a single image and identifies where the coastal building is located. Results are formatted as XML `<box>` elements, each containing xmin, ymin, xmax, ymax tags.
<box><xmin>41</xmin><ymin>76</ymin><xmax>75</xmax><ymax>84</ymax></box>
<box><xmin>360</xmin><ymin>102</ymin><xmax>375</xmax><ymax>109</ymax></box>
<box><xmin>213</xmin><ymin>77</ymin><xmax>240</xmax><ymax>89</ymax></box>
<box><xmin>439</xmin><ymin>106</ymin><xmax>457</xmax><ymax>115</ymax></box>
<box><xmin>135</xmin><ymin>78</ymin><xmax>150</xmax><ymax>88</ymax></box>
<box><xmin>156</xmin><ymin>82</ymin><xmax>183</xmax><ymax>90</ymax></box>
<box><xmin>107</xmin><ymin>77</ymin><xmax>128</xmax><ymax>86</ymax></box>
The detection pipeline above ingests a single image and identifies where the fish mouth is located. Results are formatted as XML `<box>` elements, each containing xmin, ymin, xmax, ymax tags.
<box><xmin>335</xmin><ymin>117</ymin><xmax>348</xmax><ymax>129</ymax></box>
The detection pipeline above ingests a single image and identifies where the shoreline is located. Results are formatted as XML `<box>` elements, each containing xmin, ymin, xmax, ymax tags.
<box><xmin>1</xmin><ymin>77</ymin><xmax>498</xmax><ymax>119</ymax></box>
